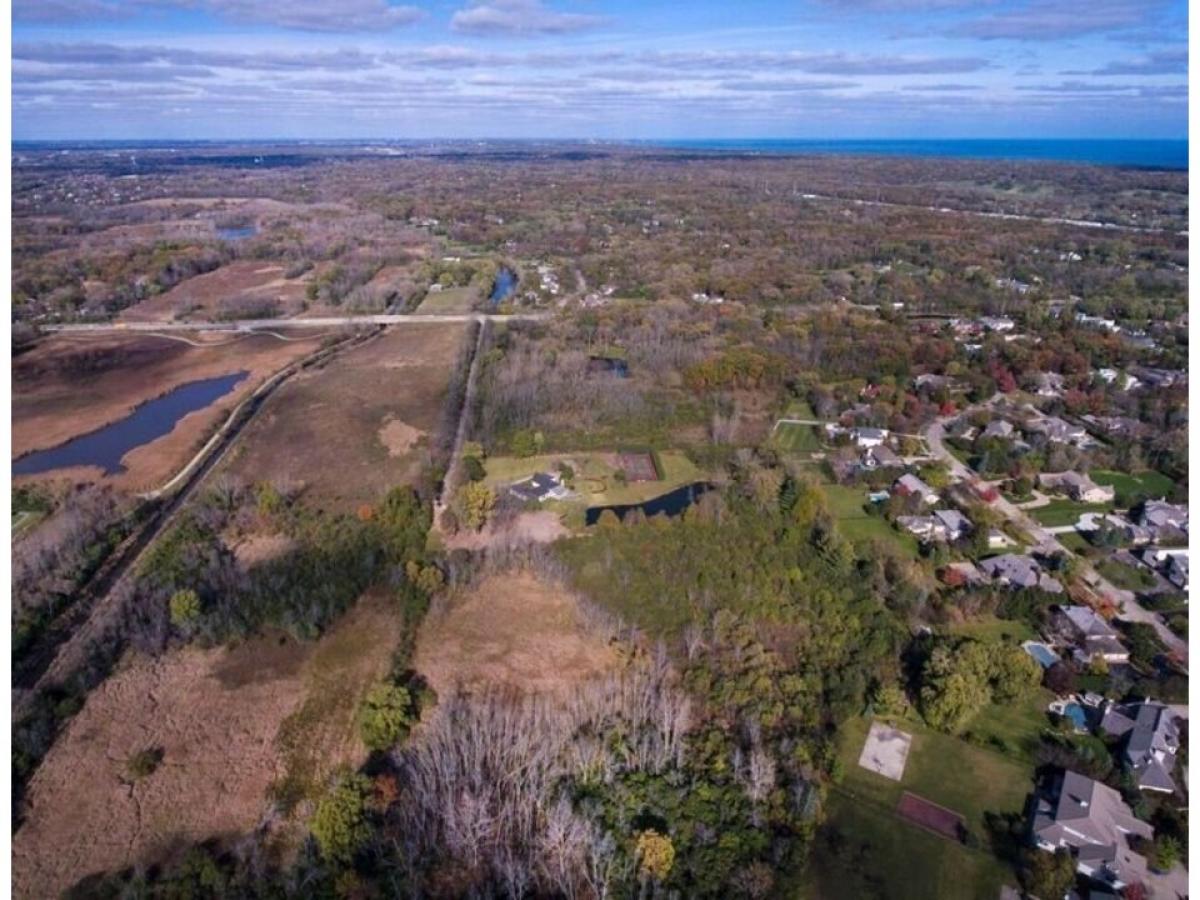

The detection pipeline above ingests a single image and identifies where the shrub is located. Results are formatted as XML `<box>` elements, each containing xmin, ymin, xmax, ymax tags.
<box><xmin>463</xmin><ymin>455</ymin><xmax>486</xmax><ymax>482</ymax></box>
<box><xmin>127</xmin><ymin>747</ymin><xmax>164</xmax><ymax>779</ymax></box>
<box><xmin>168</xmin><ymin>589</ymin><xmax>201</xmax><ymax>628</ymax></box>
<box><xmin>635</xmin><ymin>829</ymin><xmax>675</xmax><ymax>881</ymax></box>
<box><xmin>358</xmin><ymin>682</ymin><xmax>416</xmax><ymax>751</ymax></box>
<box><xmin>310</xmin><ymin>773</ymin><xmax>372</xmax><ymax>863</ymax></box>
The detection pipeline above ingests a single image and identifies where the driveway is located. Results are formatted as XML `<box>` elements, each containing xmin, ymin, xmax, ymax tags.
<box><xmin>923</xmin><ymin>415</ymin><xmax>1187</xmax><ymax>666</ymax></box>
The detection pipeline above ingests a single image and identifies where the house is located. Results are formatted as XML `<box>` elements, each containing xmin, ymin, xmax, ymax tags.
<box><xmin>1095</xmin><ymin>368</ymin><xmax>1140</xmax><ymax>391</ymax></box>
<box><xmin>897</xmin><ymin>515</ymin><xmax>941</xmax><ymax>541</ymax></box>
<box><xmin>1139</xmin><ymin>500</ymin><xmax>1188</xmax><ymax>537</ymax></box>
<box><xmin>1131</xmin><ymin>367</ymin><xmax>1185</xmax><ymax>389</ymax></box>
<box><xmin>933</xmin><ymin>509</ymin><xmax>972</xmax><ymax>541</ymax></box>
<box><xmin>1025</xmin><ymin>416</ymin><xmax>1089</xmax><ymax>447</ymax></box>
<box><xmin>914</xmin><ymin>373</ymin><xmax>950</xmax><ymax>392</ymax></box>
<box><xmin>1166</xmin><ymin>554</ymin><xmax>1188</xmax><ymax>591</ymax></box>
<box><xmin>852</xmin><ymin>427</ymin><xmax>890</xmax><ymax>449</ymax></box>
<box><xmin>943</xmin><ymin>561</ymin><xmax>986</xmax><ymax>586</ymax></box>
<box><xmin>987</xmin><ymin>528</ymin><xmax>1016</xmax><ymax>550</ymax></box>
<box><xmin>980</xmin><ymin>554</ymin><xmax>1063</xmax><ymax>593</ymax></box>
<box><xmin>1100</xmin><ymin>701</ymin><xmax>1182</xmax><ymax>793</ymax></box>
<box><xmin>894</xmin><ymin>473</ymin><xmax>939</xmax><ymax>505</ymax></box>
<box><xmin>1140</xmin><ymin>547</ymin><xmax>1189</xmax><ymax>592</ymax></box>
<box><xmin>1038</xmin><ymin>471</ymin><xmax>1115</xmax><ymax>504</ymax></box>
<box><xmin>1031</xmin><ymin>770</ymin><xmax>1153</xmax><ymax>890</ymax></box>
<box><xmin>980</xmin><ymin>315</ymin><xmax>1016</xmax><ymax>331</ymax></box>
<box><xmin>1054</xmin><ymin>605</ymin><xmax>1129</xmax><ymax>664</ymax></box>
<box><xmin>863</xmin><ymin>444</ymin><xmax>904</xmax><ymax>469</ymax></box>
<box><xmin>981</xmin><ymin>419</ymin><xmax>1014</xmax><ymax>440</ymax></box>
<box><xmin>1033</xmin><ymin>372</ymin><xmax>1065</xmax><ymax>397</ymax></box>
<box><xmin>509</xmin><ymin>472</ymin><xmax>570</xmax><ymax>503</ymax></box>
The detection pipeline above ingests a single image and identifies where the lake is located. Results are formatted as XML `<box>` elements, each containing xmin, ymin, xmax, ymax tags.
<box><xmin>585</xmin><ymin>481</ymin><xmax>711</xmax><ymax>526</ymax></box>
<box><xmin>13</xmin><ymin>371</ymin><xmax>249</xmax><ymax>477</ymax></box>
<box><xmin>489</xmin><ymin>267</ymin><xmax>518</xmax><ymax>305</ymax></box>
<box><xmin>216</xmin><ymin>225</ymin><xmax>258</xmax><ymax>240</ymax></box>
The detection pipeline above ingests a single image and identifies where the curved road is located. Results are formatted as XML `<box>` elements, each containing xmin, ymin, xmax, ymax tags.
<box><xmin>924</xmin><ymin>415</ymin><xmax>1187</xmax><ymax>665</ymax></box>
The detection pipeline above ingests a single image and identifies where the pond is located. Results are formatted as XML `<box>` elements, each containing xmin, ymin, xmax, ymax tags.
<box><xmin>489</xmin><ymin>266</ymin><xmax>518</xmax><ymax>305</ymax></box>
<box><xmin>13</xmin><ymin>371</ymin><xmax>249</xmax><ymax>477</ymax></box>
<box><xmin>585</xmin><ymin>481</ymin><xmax>711</xmax><ymax>526</ymax></box>
<box><xmin>216</xmin><ymin>225</ymin><xmax>258</xmax><ymax>241</ymax></box>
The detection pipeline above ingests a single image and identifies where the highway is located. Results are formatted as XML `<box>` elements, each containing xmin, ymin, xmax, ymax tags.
<box><xmin>40</xmin><ymin>312</ymin><xmax>551</xmax><ymax>333</ymax></box>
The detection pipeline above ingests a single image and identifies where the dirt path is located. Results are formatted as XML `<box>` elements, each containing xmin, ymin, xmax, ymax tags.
<box><xmin>435</xmin><ymin>319</ymin><xmax>488</xmax><ymax>517</ymax></box>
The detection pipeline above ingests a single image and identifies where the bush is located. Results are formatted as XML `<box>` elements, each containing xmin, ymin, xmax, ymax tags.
<box><xmin>358</xmin><ymin>682</ymin><xmax>416</xmax><ymax>751</ymax></box>
<box><xmin>636</xmin><ymin>829</ymin><xmax>675</xmax><ymax>881</ymax></box>
<box><xmin>463</xmin><ymin>455</ymin><xmax>486</xmax><ymax>482</ymax></box>
<box><xmin>127</xmin><ymin>747</ymin><xmax>164</xmax><ymax>779</ymax></box>
<box><xmin>168</xmin><ymin>589</ymin><xmax>201</xmax><ymax>628</ymax></box>
<box><xmin>310</xmin><ymin>773</ymin><xmax>372</xmax><ymax>863</ymax></box>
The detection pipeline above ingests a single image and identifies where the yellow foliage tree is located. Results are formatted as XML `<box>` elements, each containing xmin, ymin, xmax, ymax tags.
<box><xmin>636</xmin><ymin>829</ymin><xmax>675</xmax><ymax>881</ymax></box>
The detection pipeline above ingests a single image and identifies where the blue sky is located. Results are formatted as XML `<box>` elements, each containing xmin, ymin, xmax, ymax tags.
<box><xmin>11</xmin><ymin>0</ymin><xmax>1189</xmax><ymax>140</ymax></box>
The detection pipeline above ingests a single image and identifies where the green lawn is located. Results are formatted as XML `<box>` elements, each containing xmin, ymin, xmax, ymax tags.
<box><xmin>1056</xmin><ymin>531</ymin><xmax>1091</xmax><ymax>553</ymax></box>
<box><xmin>416</xmin><ymin>285</ymin><xmax>479</xmax><ymax>313</ymax></box>
<box><xmin>947</xmin><ymin>615</ymin><xmax>1035</xmax><ymax>644</ymax></box>
<box><xmin>1029</xmin><ymin>500</ymin><xmax>1113</xmax><ymax>527</ymax></box>
<box><xmin>774</xmin><ymin>421</ymin><xmax>821</xmax><ymax>453</ymax></box>
<box><xmin>812</xmin><ymin>792</ymin><xmax>1015</xmax><ymax>900</ymax></box>
<box><xmin>784</xmin><ymin>399</ymin><xmax>817</xmax><ymax>419</ymax></box>
<box><xmin>811</xmin><ymin>714</ymin><xmax>1033</xmax><ymax>900</ymax></box>
<box><xmin>1096</xmin><ymin>558</ymin><xmax>1158</xmax><ymax>591</ymax></box>
<box><xmin>1090</xmin><ymin>469</ymin><xmax>1175</xmax><ymax>506</ymax></box>
<box><xmin>483</xmin><ymin>449</ymin><xmax>704</xmax><ymax>509</ymax></box>
<box><xmin>819</xmin><ymin>484</ymin><xmax>918</xmax><ymax>555</ymax></box>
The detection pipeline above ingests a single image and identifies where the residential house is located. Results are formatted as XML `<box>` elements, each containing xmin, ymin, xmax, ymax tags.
<box><xmin>1099</xmin><ymin>702</ymin><xmax>1182</xmax><ymax>793</ymax></box>
<box><xmin>509</xmin><ymin>472</ymin><xmax>570</xmax><ymax>503</ymax></box>
<box><xmin>1033</xmin><ymin>372</ymin><xmax>1065</xmax><ymax>397</ymax></box>
<box><xmin>852</xmin><ymin>427</ymin><xmax>890</xmax><ymax>449</ymax></box>
<box><xmin>893</xmin><ymin>473</ymin><xmax>939</xmax><ymax>505</ymax></box>
<box><xmin>1053</xmin><ymin>605</ymin><xmax>1129</xmax><ymax>665</ymax></box>
<box><xmin>1095</xmin><ymin>368</ymin><xmax>1140</xmax><ymax>391</ymax></box>
<box><xmin>897</xmin><ymin>515</ymin><xmax>941</xmax><ymax>541</ymax></box>
<box><xmin>1139</xmin><ymin>547</ymin><xmax>1189</xmax><ymax>592</ymax></box>
<box><xmin>987</xmin><ymin>529</ymin><xmax>1016</xmax><ymax>550</ymax></box>
<box><xmin>914</xmin><ymin>373</ymin><xmax>951</xmax><ymax>392</ymax></box>
<box><xmin>942</xmin><ymin>560</ymin><xmax>986</xmax><ymax>586</ymax></box>
<box><xmin>980</xmin><ymin>315</ymin><xmax>1017</xmax><ymax>331</ymax></box>
<box><xmin>1038</xmin><ymin>471</ymin><xmax>1115</xmax><ymax>504</ymax></box>
<box><xmin>1031</xmin><ymin>770</ymin><xmax>1153</xmax><ymax>890</ymax></box>
<box><xmin>1025</xmin><ymin>415</ymin><xmax>1089</xmax><ymax>447</ymax></box>
<box><xmin>982</xmin><ymin>419</ymin><xmax>1014</xmax><ymax>440</ymax></box>
<box><xmin>1139</xmin><ymin>500</ymin><xmax>1188</xmax><ymax>539</ymax></box>
<box><xmin>980</xmin><ymin>554</ymin><xmax>1063</xmax><ymax>593</ymax></box>
<box><xmin>1132</xmin><ymin>367</ymin><xmax>1185</xmax><ymax>389</ymax></box>
<box><xmin>863</xmin><ymin>444</ymin><xmax>904</xmax><ymax>469</ymax></box>
<box><xmin>933</xmin><ymin>509</ymin><xmax>972</xmax><ymax>541</ymax></box>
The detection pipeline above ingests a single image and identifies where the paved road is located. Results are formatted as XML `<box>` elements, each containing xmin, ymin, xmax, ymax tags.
<box><xmin>923</xmin><ymin>416</ymin><xmax>1188</xmax><ymax>665</ymax></box>
<box><xmin>40</xmin><ymin>312</ymin><xmax>550</xmax><ymax>333</ymax></box>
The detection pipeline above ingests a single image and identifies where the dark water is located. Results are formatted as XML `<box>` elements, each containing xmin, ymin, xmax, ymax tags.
<box><xmin>489</xmin><ymin>267</ymin><xmax>518</xmax><ymax>305</ymax></box>
<box><xmin>13</xmin><ymin>371</ymin><xmax>249</xmax><ymax>477</ymax></box>
<box><xmin>641</xmin><ymin>139</ymin><xmax>1187</xmax><ymax>170</ymax></box>
<box><xmin>586</xmin><ymin>482</ymin><xmax>711</xmax><ymax>526</ymax></box>
<box><xmin>216</xmin><ymin>225</ymin><xmax>258</xmax><ymax>240</ymax></box>
<box><xmin>588</xmin><ymin>356</ymin><xmax>629</xmax><ymax>378</ymax></box>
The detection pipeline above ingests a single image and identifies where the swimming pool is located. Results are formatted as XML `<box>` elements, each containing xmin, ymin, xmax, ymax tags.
<box><xmin>1022</xmin><ymin>641</ymin><xmax>1060</xmax><ymax>669</ymax></box>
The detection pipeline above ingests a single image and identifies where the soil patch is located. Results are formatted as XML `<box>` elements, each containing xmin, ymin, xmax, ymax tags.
<box><xmin>896</xmin><ymin>792</ymin><xmax>967</xmax><ymax>842</ymax></box>
<box><xmin>378</xmin><ymin>417</ymin><xmax>423</xmax><ymax>458</ymax></box>
<box><xmin>413</xmin><ymin>573</ymin><xmax>615</xmax><ymax>698</ymax></box>
<box><xmin>119</xmin><ymin>261</ymin><xmax>311</xmax><ymax>323</ymax></box>
<box><xmin>12</xmin><ymin>593</ymin><xmax>401</xmax><ymax>899</ymax></box>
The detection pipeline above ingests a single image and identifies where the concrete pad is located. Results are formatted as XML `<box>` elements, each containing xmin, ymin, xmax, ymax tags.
<box><xmin>858</xmin><ymin>721</ymin><xmax>913</xmax><ymax>781</ymax></box>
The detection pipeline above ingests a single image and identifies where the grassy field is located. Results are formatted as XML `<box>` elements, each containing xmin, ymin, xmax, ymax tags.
<box><xmin>416</xmin><ymin>285</ymin><xmax>479</xmax><ymax>314</ymax></box>
<box><xmin>947</xmin><ymin>615</ymin><xmax>1035</xmax><ymax>644</ymax></box>
<box><xmin>1056</xmin><ymin>530</ymin><xmax>1091</xmax><ymax>552</ymax></box>
<box><xmin>819</xmin><ymin>483</ymin><xmax>918</xmax><ymax>555</ymax></box>
<box><xmin>784</xmin><ymin>399</ymin><xmax>817</xmax><ymax>419</ymax></box>
<box><xmin>774</xmin><ymin>421</ymin><xmax>822</xmax><ymax>453</ymax></box>
<box><xmin>810</xmin><ymin>714</ymin><xmax>1032</xmax><ymax>899</ymax></box>
<box><xmin>1090</xmin><ymin>469</ymin><xmax>1175</xmax><ymax>506</ymax></box>
<box><xmin>483</xmin><ymin>449</ymin><xmax>704</xmax><ymax>508</ymax></box>
<box><xmin>1028</xmin><ymin>500</ymin><xmax>1113</xmax><ymax>527</ymax></box>
<box><xmin>1096</xmin><ymin>558</ymin><xmax>1158</xmax><ymax>591</ymax></box>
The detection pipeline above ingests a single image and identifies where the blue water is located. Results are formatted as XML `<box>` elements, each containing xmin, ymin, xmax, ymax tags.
<box><xmin>13</xmin><ymin>371</ymin><xmax>249</xmax><ymax>477</ymax></box>
<box><xmin>586</xmin><ymin>482</ymin><xmax>711</xmax><ymax>526</ymax></box>
<box><xmin>642</xmin><ymin>139</ymin><xmax>1187</xmax><ymax>170</ymax></box>
<box><xmin>216</xmin><ymin>225</ymin><xmax>257</xmax><ymax>240</ymax></box>
<box><xmin>489</xmin><ymin>267</ymin><xmax>518</xmax><ymax>305</ymax></box>
<box><xmin>1062</xmin><ymin>703</ymin><xmax>1089</xmax><ymax>731</ymax></box>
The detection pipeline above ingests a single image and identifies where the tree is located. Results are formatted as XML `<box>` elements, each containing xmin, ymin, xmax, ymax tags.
<box><xmin>463</xmin><ymin>455</ymin><xmax>486</xmax><ymax>482</ymax></box>
<box><xmin>988</xmin><ymin>643</ymin><xmax>1042</xmax><ymax>702</ymax></box>
<box><xmin>1021</xmin><ymin>848</ymin><xmax>1076</xmax><ymax>900</ymax></box>
<box><xmin>127</xmin><ymin>747</ymin><xmax>164</xmax><ymax>779</ymax></box>
<box><xmin>510</xmin><ymin>430</ymin><xmax>537</xmax><ymax>457</ymax></box>
<box><xmin>168</xmin><ymin>589</ymin><xmax>201</xmax><ymax>628</ymax></box>
<box><xmin>311</xmin><ymin>773</ymin><xmax>372</xmax><ymax>863</ymax></box>
<box><xmin>358</xmin><ymin>682</ymin><xmax>416</xmax><ymax>751</ymax></box>
<box><xmin>921</xmin><ymin>670</ymin><xmax>990</xmax><ymax>734</ymax></box>
<box><xmin>1043</xmin><ymin>662</ymin><xmax>1077</xmax><ymax>696</ymax></box>
<box><xmin>455</xmin><ymin>482</ymin><xmax>496</xmax><ymax>531</ymax></box>
<box><xmin>635</xmin><ymin>830</ymin><xmax>675</xmax><ymax>881</ymax></box>
<box><xmin>1152</xmin><ymin>835</ymin><xmax>1180</xmax><ymax>872</ymax></box>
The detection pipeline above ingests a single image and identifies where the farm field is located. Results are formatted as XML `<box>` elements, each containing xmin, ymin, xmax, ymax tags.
<box><xmin>220</xmin><ymin>322</ymin><xmax>466</xmax><ymax>512</ymax></box>
<box><xmin>12</xmin><ymin>592</ymin><xmax>402</xmax><ymax>898</ymax></box>
<box><xmin>12</xmin><ymin>331</ymin><xmax>325</xmax><ymax>493</ymax></box>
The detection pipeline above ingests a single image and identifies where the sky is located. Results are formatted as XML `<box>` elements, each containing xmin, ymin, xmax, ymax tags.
<box><xmin>10</xmin><ymin>0</ymin><xmax>1190</xmax><ymax>140</ymax></box>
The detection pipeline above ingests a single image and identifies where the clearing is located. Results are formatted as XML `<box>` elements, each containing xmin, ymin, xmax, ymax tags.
<box><xmin>13</xmin><ymin>332</ymin><xmax>324</xmax><ymax>493</ymax></box>
<box><xmin>1029</xmin><ymin>500</ymin><xmax>1114</xmax><ymax>527</ymax></box>
<box><xmin>221</xmin><ymin>323</ymin><xmax>466</xmax><ymax>512</ymax></box>
<box><xmin>773</xmin><ymin>421</ymin><xmax>822</xmax><ymax>453</ymax></box>
<box><xmin>119</xmin><ymin>261</ymin><xmax>313</xmax><ymax>323</ymax></box>
<box><xmin>12</xmin><ymin>593</ymin><xmax>402</xmax><ymax>899</ymax></box>
<box><xmin>416</xmin><ymin>285</ymin><xmax>479</xmax><ymax>314</ymax></box>
<box><xmin>1090</xmin><ymin>469</ymin><xmax>1175</xmax><ymax>506</ymax></box>
<box><xmin>819</xmin><ymin>483</ymin><xmax>919</xmax><ymax>555</ymax></box>
<box><xmin>412</xmin><ymin>572</ymin><xmax>616</xmax><ymax>698</ymax></box>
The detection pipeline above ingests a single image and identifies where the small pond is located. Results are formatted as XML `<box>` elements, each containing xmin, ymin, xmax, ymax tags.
<box><xmin>585</xmin><ymin>481</ymin><xmax>711</xmax><ymax>526</ymax></box>
<box><xmin>216</xmin><ymin>225</ymin><xmax>258</xmax><ymax>241</ymax></box>
<box><xmin>489</xmin><ymin>266</ymin><xmax>518</xmax><ymax>305</ymax></box>
<box><xmin>13</xmin><ymin>371</ymin><xmax>249</xmax><ymax>477</ymax></box>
